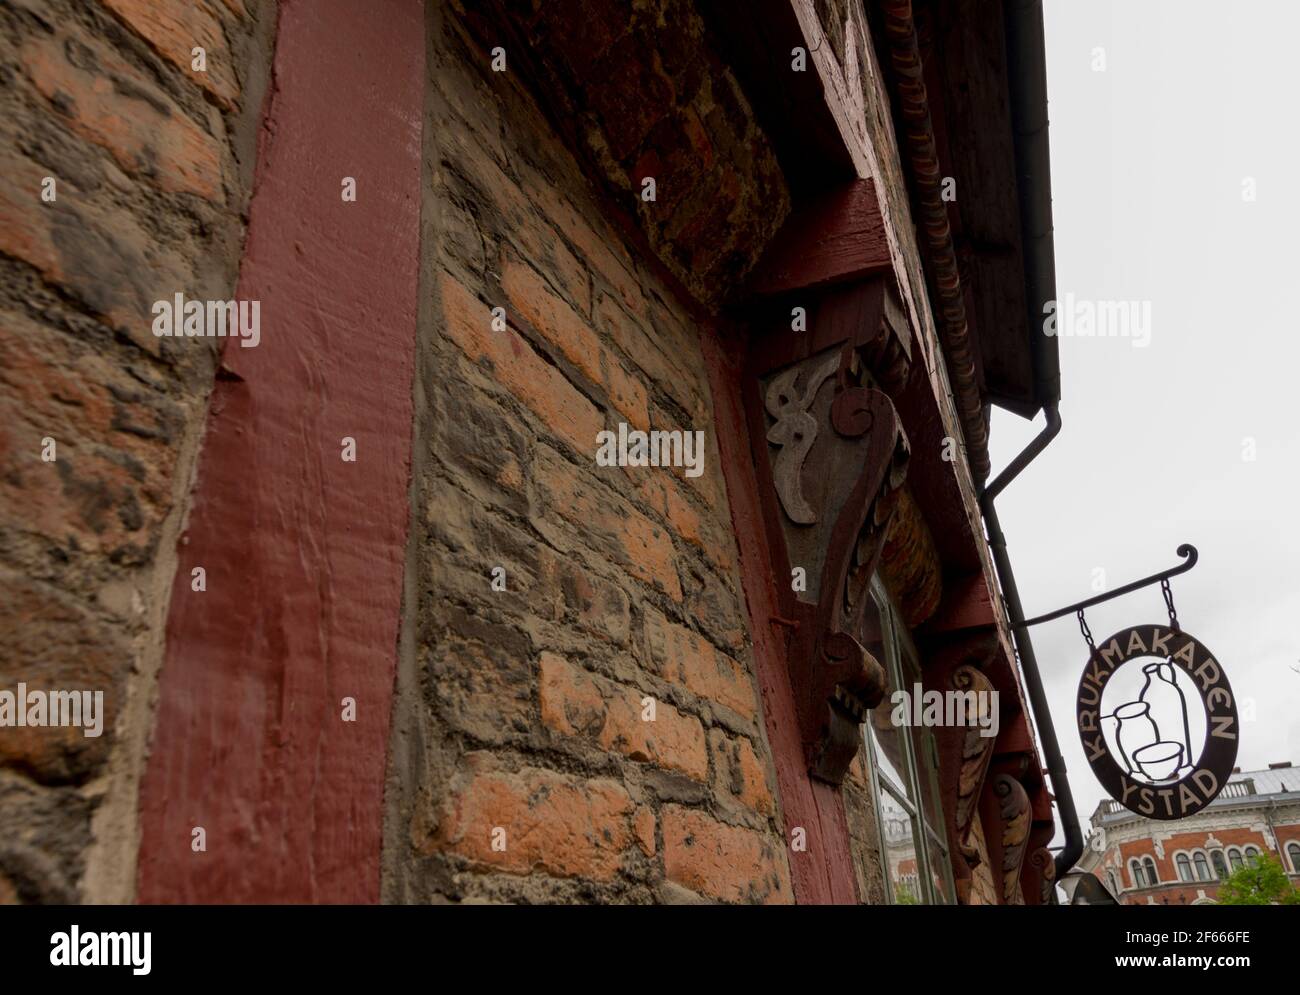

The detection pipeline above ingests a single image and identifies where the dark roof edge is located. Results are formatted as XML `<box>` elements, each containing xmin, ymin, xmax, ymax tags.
<box><xmin>1004</xmin><ymin>0</ymin><xmax>1061</xmax><ymax>412</ymax></box>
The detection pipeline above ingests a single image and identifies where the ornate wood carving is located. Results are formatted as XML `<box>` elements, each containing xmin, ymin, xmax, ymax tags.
<box><xmin>922</xmin><ymin>632</ymin><xmax>999</xmax><ymax>903</ymax></box>
<box><xmin>980</xmin><ymin>772</ymin><xmax>1031</xmax><ymax>905</ymax></box>
<box><xmin>745</xmin><ymin>276</ymin><xmax>912</xmax><ymax>784</ymax></box>
<box><xmin>1025</xmin><ymin>845</ymin><xmax>1057</xmax><ymax>906</ymax></box>
<box><xmin>952</xmin><ymin>664</ymin><xmax>998</xmax><ymax>857</ymax></box>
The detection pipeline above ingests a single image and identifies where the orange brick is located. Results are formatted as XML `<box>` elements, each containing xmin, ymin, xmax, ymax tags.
<box><xmin>0</xmin><ymin>574</ymin><xmax>129</xmax><ymax>782</ymax></box>
<box><xmin>0</xmin><ymin>311</ymin><xmax>178</xmax><ymax>553</ymax></box>
<box><xmin>443</xmin><ymin>128</ymin><xmax>590</xmax><ymax>313</ymax></box>
<box><xmin>502</xmin><ymin>251</ymin><xmax>648</xmax><ymax>431</ymax></box>
<box><xmin>430</xmin><ymin>755</ymin><xmax>634</xmax><ymax>881</ymax></box>
<box><xmin>536</xmin><ymin>546</ymin><xmax>631</xmax><ymax>646</ymax></box>
<box><xmin>19</xmin><ymin>27</ymin><xmax>225</xmax><ymax>203</ymax></box>
<box><xmin>440</xmin><ymin>271</ymin><xmax>604</xmax><ymax>456</ymax></box>
<box><xmin>533</xmin><ymin>447</ymin><xmax>682</xmax><ymax>602</ymax></box>
<box><xmin>644</xmin><ymin>610</ymin><xmax>756</xmax><ymax>719</ymax></box>
<box><xmin>661</xmin><ymin>805</ymin><xmax>792</xmax><ymax>903</ymax></box>
<box><xmin>593</xmin><ymin>290</ymin><xmax>706</xmax><ymax>417</ymax></box>
<box><xmin>634</xmin><ymin>806</ymin><xmax>656</xmax><ymax>857</ymax></box>
<box><xmin>518</xmin><ymin>160</ymin><xmax>646</xmax><ymax>315</ymax></box>
<box><xmin>709</xmin><ymin>729</ymin><xmax>775</xmax><ymax>816</ymax></box>
<box><xmin>631</xmin><ymin>471</ymin><xmax>733</xmax><ymax>573</ymax></box>
<box><xmin>539</xmin><ymin>652</ymin><xmax>707</xmax><ymax>781</ymax></box>
<box><xmin>100</xmin><ymin>0</ymin><xmax>241</xmax><ymax>109</ymax></box>
<box><xmin>0</xmin><ymin>145</ymin><xmax>192</xmax><ymax>352</ymax></box>
<box><xmin>0</xmin><ymin>152</ymin><xmax>59</xmax><ymax>286</ymax></box>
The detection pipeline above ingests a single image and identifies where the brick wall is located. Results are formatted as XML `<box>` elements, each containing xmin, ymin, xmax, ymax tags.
<box><xmin>0</xmin><ymin>0</ymin><xmax>274</xmax><ymax>903</ymax></box>
<box><xmin>1104</xmin><ymin>820</ymin><xmax>1300</xmax><ymax>904</ymax></box>
<box><xmin>380</xmin><ymin>5</ymin><xmax>792</xmax><ymax>904</ymax></box>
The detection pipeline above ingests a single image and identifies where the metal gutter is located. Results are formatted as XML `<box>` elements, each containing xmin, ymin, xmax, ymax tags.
<box><xmin>1005</xmin><ymin>0</ymin><xmax>1061</xmax><ymax>408</ymax></box>
<box><xmin>995</xmin><ymin>0</ymin><xmax>1079</xmax><ymax>885</ymax></box>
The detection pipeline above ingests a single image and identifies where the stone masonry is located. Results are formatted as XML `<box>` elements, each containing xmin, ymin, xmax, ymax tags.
<box><xmin>0</xmin><ymin>0</ymin><xmax>274</xmax><ymax>903</ymax></box>
<box><xmin>380</xmin><ymin>4</ymin><xmax>793</xmax><ymax>904</ymax></box>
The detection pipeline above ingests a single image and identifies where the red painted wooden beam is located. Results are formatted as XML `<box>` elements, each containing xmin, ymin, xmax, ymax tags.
<box><xmin>749</xmin><ymin>179</ymin><xmax>893</xmax><ymax>296</ymax></box>
<box><xmin>701</xmin><ymin>323</ymin><xmax>860</xmax><ymax>905</ymax></box>
<box><xmin>136</xmin><ymin>0</ymin><xmax>425</xmax><ymax>903</ymax></box>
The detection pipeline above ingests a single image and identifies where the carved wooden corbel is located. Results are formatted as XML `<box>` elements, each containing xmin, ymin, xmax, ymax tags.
<box><xmin>745</xmin><ymin>276</ymin><xmax>912</xmax><ymax>783</ymax></box>
<box><xmin>979</xmin><ymin>770</ymin><xmax>1032</xmax><ymax>905</ymax></box>
<box><xmin>1024</xmin><ymin>846</ymin><xmax>1057</xmax><ymax>906</ymax></box>
<box><xmin>920</xmin><ymin>632</ymin><xmax>999</xmax><ymax>902</ymax></box>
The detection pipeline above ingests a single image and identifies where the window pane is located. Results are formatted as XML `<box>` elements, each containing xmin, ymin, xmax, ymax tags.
<box><xmin>862</xmin><ymin>582</ymin><xmax>910</xmax><ymax>798</ymax></box>
<box><xmin>867</xmin><ymin>705</ymin><xmax>911</xmax><ymax>798</ymax></box>
<box><xmin>1211</xmin><ymin>851</ymin><xmax>1227</xmax><ymax>879</ymax></box>
<box><xmin>878</xmin><ymin>789</ymin><xmax>924</xmax><ymax>904</ymax></box>
<box><xmin>925</xmin><ymin>827</ymin><xmax>954</xmax><ymax>903</ymax></box>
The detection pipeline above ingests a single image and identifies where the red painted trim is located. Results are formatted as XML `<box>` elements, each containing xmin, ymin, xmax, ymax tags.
<box><xmin>749</xmin><ymin>179</ymin><xmax>893</xmax><ymax>296</ymax></box>
<box><xmin>701</xmin><ymin>323</ymin><xmax>860</xmax><ymax>905</ymax></box>
<box><xmin>136</xmin><ymin>0</ymin><xmax>425</xmax><ymax>903</ymax></box>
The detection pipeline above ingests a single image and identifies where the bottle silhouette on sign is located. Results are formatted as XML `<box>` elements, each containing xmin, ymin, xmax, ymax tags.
<box><xmin>1138</xmin><ymin>659</ymin><xmax>1193</xmax><ymax>779</ymax></box>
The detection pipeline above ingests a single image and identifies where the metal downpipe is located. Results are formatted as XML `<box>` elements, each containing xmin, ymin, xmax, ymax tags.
<box><xmin>979</xmin><ymin>405</ymin><xmax>1083</xmax><ymax>885</ymax></box>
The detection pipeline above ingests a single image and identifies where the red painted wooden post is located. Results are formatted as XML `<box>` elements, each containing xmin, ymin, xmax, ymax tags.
<box><xmin>701</xmin><ymin>325</ymin><xmax>859</xmax><ymax>904</ymax></box>
<box><xmin>136</xmin><ymin>0</ymin><xmax>426</xmax><ymax>903</ymax></box>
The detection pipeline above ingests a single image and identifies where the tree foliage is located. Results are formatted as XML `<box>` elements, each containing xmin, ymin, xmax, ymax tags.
<box><xmin>1217</xmin><ymin>853</ymin><xmax>1300</xmax><ymax>905</ymax></box>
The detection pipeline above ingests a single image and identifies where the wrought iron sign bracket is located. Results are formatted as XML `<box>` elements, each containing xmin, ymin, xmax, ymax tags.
<box><xmin>1010</xmin><ymin>544</ymin><xmax>1198</xmax><ymax>631</ymax></box>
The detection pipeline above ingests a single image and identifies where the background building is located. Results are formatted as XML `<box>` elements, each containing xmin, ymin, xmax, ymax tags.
<box><xmin>1069</xmin><ymin>762</ymin><xmax>1300</xmax><ymax>905</ymax></box>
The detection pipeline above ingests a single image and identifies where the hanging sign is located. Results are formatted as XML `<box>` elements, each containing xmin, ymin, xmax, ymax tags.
<box><xmin>1076</xmin><ymin>624</ymin><xmax>1238</xmax><ymax>820</ymax></box>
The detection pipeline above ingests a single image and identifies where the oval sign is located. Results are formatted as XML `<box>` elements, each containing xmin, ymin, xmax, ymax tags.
<box><xmin>1076</xmin><ymin>624</ymin><xmax>1238</xmax><ymax>820</ymax></box>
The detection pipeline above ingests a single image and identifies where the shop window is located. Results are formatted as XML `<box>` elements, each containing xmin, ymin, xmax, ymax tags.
<box><xmin>861</xmin><ymin>577</ymin><xmax>956</xmax><ymax>905</ymax></box>
<box><xmin>1176</xmin><ymin>853</ymin><xmax>1192</xmax><ymax>881</ymax></box>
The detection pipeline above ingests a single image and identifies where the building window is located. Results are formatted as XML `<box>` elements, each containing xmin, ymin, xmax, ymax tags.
<box><xmin>1143</xmin><ymin>856</ymin><xmax>1159</xmax><ymax>885</ymax></box>
<box><xmin>1227</xmin><ymin>848</ymin><xmax>1244</xmax><ymax>872</ymax></box>
<box><xmin>861</xmin><ymin>578</ymin><xmax>956</xmax><ymax>905</ymax></box>
<box><xmin>1193</xmin><ymin>852</ymin><xmax>1211</xmax><ymax>881</ymax></box>
<box><xmin>1243</xmin><ymin>846</ymin><xmax>1261</xmax><ymax>864</ymax></box>
<box><xmin>1211</xmin><ymin>850</ymin><xmax>1228</xmax><ymax>879</ymax></box>
<box><xmin>1129</xmin><ymin>858</ymin><xmax>1146</xmax><ymax>888</ymax></box>
<box><xmin>1287</xmin><ymin>842</ymin><xmax>1300</xmax><ymax>873</ymax></box>
<box><xmin>1176</xmin><ymin>853</ymin><xmax>1192</xmax><ymax>882</ymax></box>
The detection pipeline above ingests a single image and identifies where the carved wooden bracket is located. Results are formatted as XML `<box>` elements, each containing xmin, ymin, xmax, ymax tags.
<box><xmin>979</xmin><ymin>770</ymin><xmax>1032</xmax><ymax>905</ymax></box>
<box><xmin>745</xmin><ymin>276</ymin><xmax>912</xmax><ymax>783</ymax></box>
<box><xmin>921</xmin><ymin>632</ymin><xmax>999</xmax><ymax>902</ymax></box>
<box><xmin>1024</xmin><ymin>845</ymin><xmax>1057</xmax><ymax>906</ymax></box>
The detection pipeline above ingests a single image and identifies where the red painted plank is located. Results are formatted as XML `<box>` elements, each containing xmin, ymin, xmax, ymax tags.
<box><xmin>136</xmin><ymin>0</ymin><xmax>425</xmax><ymax>903</ymax></box>
<box><xmin>749</xmin><ymin>179</ymin><xmax>893</xmax><ymax>296</ymax></box>
<box><xmin>700</xmin><ymin>323</ymin><xmax>859</xmax><ymax>905</ymax></box>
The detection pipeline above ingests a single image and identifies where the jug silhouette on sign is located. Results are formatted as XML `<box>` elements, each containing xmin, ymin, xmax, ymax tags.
<box><xmin>1103</xmin><ymin>658</ymin><xmax>1195</xmax><ymax>784</ymax></box>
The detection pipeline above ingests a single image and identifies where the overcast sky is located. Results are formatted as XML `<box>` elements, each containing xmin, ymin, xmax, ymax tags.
<box><xmin>988</xmin><ymin>0</ymin><xmax>1300</xmax><ymax>842</ymax></box>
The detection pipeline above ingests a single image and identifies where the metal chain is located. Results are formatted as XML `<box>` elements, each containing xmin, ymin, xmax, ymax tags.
<box><xmin>1077</xmin><ymin>609</ymin><xmax>1096</xmax><ymax>654</ymax></box>
<box><xmin>1161</xmin><ymin>578</ymin><xmax>1180</xmax><ymax>632</ymax></box>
